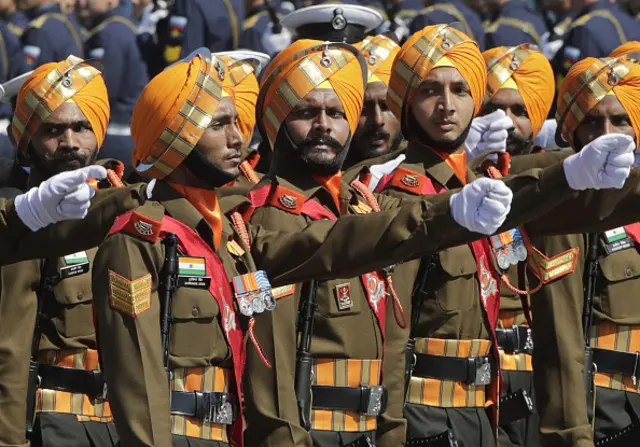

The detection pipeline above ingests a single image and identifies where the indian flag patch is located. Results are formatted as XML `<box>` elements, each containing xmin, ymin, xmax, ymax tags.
<box><xmin>64</xmin><ymin>251</ymin><xmax>89</xmax><ymax>265</ymax></box>
<box><xmin>178</xmin><ymin>257</ymin><xmax>206</xmax><ymax>276</ymax></box>
<box><xmin>604</xmin><ymin>227</ymin><xmax>627</xmax><ymax>243</ymax></box>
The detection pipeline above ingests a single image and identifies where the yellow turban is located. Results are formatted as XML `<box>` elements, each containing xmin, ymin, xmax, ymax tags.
<box><xmin>217</xmin><ymin>55</ymin><xmax>259</xmax><ymax>145</ymax></box>
<box><xmin>355</xmin><ymin>34</ymin><xmax>400</xmax><ymax>86</ymax></box>
<box><xmin>610</xmin><ymin>41</ymin><xmax>640</xmax><ymax>58</ymax></box>
<box><xmin>482</xmin><ymin>45</ymin><xmax>555</xmax><ymax>139</ymax></box>
<box><xmin>12</xmin><ymin>56</ymin><xmax>109</xmax><ymax>154</ymax></box>
<box><xmin>388</xmin><ymin>24</ymin><xmax>487</xmax><ymax>135</ymax></box>
<box><xmin>257</xmin><ymin>39</ymin><xmax>367</xmax><ymax>147</ymax></box>
<box><xmin>557</xmin><ymin>56</ymin><xmax>640</xmax><ymax>149</ymax></box>
<box><xmin>131</xmin><ymin>53</ymin><xmax>234</xmax><ymax>179</ymax></box>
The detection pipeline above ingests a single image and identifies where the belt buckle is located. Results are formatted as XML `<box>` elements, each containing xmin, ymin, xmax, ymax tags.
<box><xmin>471</xmin><ymin>357</ymin><xmax>492</xmax><ymax>386</ymax></box>
<box><xmin>364</xmin><ymin>385</ymin><xmax>385</xmax><ymax>416</ymax></box>
<box><xmin>523</xmin><ymin>327</ymin><xmax>534</xmax><ymax>355</ymax></box>
<box><xmin>207</xmin><ymin>393</ymin><xmax>234</xmax><ymax>425</ymax></box>
<box><xmin>96</xmin><ymin>382</ymin><xmax>108</xmax><ymax>401</ymax></box>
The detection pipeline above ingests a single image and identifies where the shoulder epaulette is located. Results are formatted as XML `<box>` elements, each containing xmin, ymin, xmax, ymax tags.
<box><xmin>488</xmin><ymin>17</ymin><xmax>541</xmax><ymax>45</ymax></box>
<box><xmin>243</xmin><ymin>11</ymin><xmax>267</xmax><ymax>29</ymax></box>
<box><xmin>420</xmin><ymin>4</ymin><xmax>474</xmax><ymax>41</ymax></box>
<box><xmin>27</xmin><ymin>13</ymin><xmax>51</xmax><ymax>29</ymax></box>
<box><xmin>7</xmin><ymin>23</ymin><xmax>23</xmax><ymax>36</ymax></box>
<box><xmin>387</xmin><ymin>167</ymin><xmax>430</xmax><ymax>195</ymax></box>
<box><xmin>568</xmin><ymin>10</ymin><xmax>627</xmax><ymax>45</ymax></box>
<box><xmin>249</xmin><ymin>183</ymin><xmax>305</xmax><ymax>215</ymax></box>
<box><xmin>116</xmin><ymin>203</ymin><xmax>165</xmax><ymax>244</ymax></box>
<box><xmin>88</xmin><ymin>16</ymin><xmax>137</xmax><ymax>38</ymax></box>
<box><xmin>27</xmin><ymin>13</ymin><xmax>83</xmax><ymax>50</ymax></box>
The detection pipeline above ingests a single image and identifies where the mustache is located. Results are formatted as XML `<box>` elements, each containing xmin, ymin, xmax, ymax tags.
<box><xmin>364</xmin><ymin>127</ymin><xmax>390</xmax><ymax>141</ymax></box>
<box><xmin>300</xmin><ymin>134</ymin><xmax>344</xmax><ymax>150</ymax></box>
<box><xmin>506</xmin><ymin>129</ymin><xmax>532</xmax><ymax>154</ymax></box>
<box><xmin>46</xmin><ymin>149</ymin><xmax>86</xmax><ymax>163</ymax></box>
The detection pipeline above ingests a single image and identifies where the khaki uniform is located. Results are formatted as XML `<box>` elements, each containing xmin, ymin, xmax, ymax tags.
<box><xmin>91</xmin><ymin>179</ymin><xmax>489</xmax><ymax>447</ymax></box>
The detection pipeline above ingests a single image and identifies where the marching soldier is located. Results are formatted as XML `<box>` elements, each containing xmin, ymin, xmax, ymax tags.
<box><xmin>343</xmin><ymin>33</ymin><xmax>404</xmax><ymax>170</ymax></box>
<box><xmin>529</xmin><ymin>56</ymin><xmax>640</xmax><ymax>447</ymax></box>
<box><xmin>19</xmin><ymin>0</ymin><xmax>84</xmax><ymax>71</ymax></box>
<box><xmin>0</xmin><ymin>20</ymin><xmax>26</xmax><ymax>157</ymax></box>
<box><xmin>0</xmin><ymin>56</ymin><xmax>121</xmax><ymax>447</ymax></box>
<box><xmin>81</xmin><ymin>0</ymin><xmax>149</xmax><ymax>174</ymax></box>
<box><xmin>552</xmin><ymin>0</ymin><xmax>640</xmax><ymax>86</ymax></box>
<box><xmin>485</xmin><ymin>0</ymin><xmax>548</xmax><ymax>49</ymax></box>
<box><xmin>240</xmin><ymin>0</ymin><xmax>294</xmax><ymax>56</ymax></box>
<box><xmin>410</xmin><ymin>0</ymin><xmax>486</xmax><ymax>51</ymax></box>
<box><xmin>0</xmin><ymin>0</ymin><xmax>27</xmax><ymax>36</ymax></box>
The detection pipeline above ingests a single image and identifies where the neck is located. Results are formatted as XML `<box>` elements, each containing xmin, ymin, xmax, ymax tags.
<box><xmin>165</xmin><ymin>166</ymin><xmax>216</xmax><ymax>190</ymax></box>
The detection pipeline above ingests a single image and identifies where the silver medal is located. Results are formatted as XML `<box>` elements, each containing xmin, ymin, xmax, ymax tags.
<box><xmin>507</xmin><ymin>247</ymin><xmax>518</xmax><ymax>266</ymax></box>
<box><xmin>239</xmin><ymin>296</ymin><xmax>253</xmax><ymax>317</ymax></box>
<box><xmin>516</xmin><ymin>244</ymin><xmax>528</xmax><ymax>262</ymax></box>
<box><xmin>264</xmin><ymin>292</ymin><xmax>276</xmax><ymax>311</ymax></box>
<box><xmin>497</xmin><ymin>252</ymin><xmax>510</xmax><ymax>270</ymax></box>
<box><xmin>252</xmin><ymin>293</ymin><xmax>266</xmax><ymax>314</ymax></box>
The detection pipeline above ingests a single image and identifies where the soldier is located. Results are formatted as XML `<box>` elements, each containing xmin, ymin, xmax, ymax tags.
<box><xmin>0</xmin><ymin>20</ymin><xmax>27</xmax><ymax>157</ymax></box>
<box><xmin>0</xmin><ymin>0</ymin><xmax>27</xmax><ymax>36</ymax></box>
<box><xmin>0</xmin><ymin>56</ymin><xmax>123</xmax><ymax>447</ymax></box>
<box><xmin>343</xmin><ymin>33</ymin><xmax>403</xmax><ymax>170</ymax></box>
<box><xmin>18</xmin><ymin>0</ymin><xmax>84</xmax><ymax>71</ymax></box>
<box><xmin>410</xmin><ymin>0</ymin><xmax>486</xmax><ymax>51</ymax></box>
<box><xmin>89</xmin><ymin>47</ymin><xmax>527</xmax><ymax>447</ymax></box>
<box><xmin>240</xmin><ymin>0</ymin><xmax>294</xmax><ymax>57</ymax></box>
<box><xmin>484</xmin><ymin>0</ymin><xmax>548</xmax><ymax>48</ymax></box>
<box><xmin>530</xmin><ymin>55</ymin><xmax>640</xmax><ymax>447</ymax></box>
<box><xmin>359</xmin><ymin>24</ymin><xmax>637</xmax><ymax>447</ymax></box>
<box><xmin>552</xmin><ymin>0</ymin><xmax>640</xmax><ymax>87</ymax></box>
<box><xmin>539</xmin><ymin>0</ymin><xmax>574</xmax><ymax>60</ymax></box>
<box><xmin>80</xmin><ymin>0</ymin><xmax>149</xmax><ymax>174</ymax></box>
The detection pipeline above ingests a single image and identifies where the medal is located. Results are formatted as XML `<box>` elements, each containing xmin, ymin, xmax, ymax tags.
<box><xmin>264</xmin><ymin>292</ymin><xmax>277</xmax><ymax>311</ymax></box>
<box><xmin>252</xmin><ymin>293</ymin><xmax>266</xmax><ymax>314</ymax></box>
<box><xmin>491</xmin><ymin>228</ymin><xmax>527</xmax><ymax>271</ymax></box>
<box><xmin>516</xmin><ymin>244</ymin><xmax>528</xmax><ymax>262</ymax></box>
<box><xmin>232</xmin><ymin>270</ymin><xmax>276</xmax><ymax>316</ymax></box>
<box><xmin>497</xmin><ymin>252</ymin><xmax>510</xmax><ymax>270</ymax></box>
<box><xmin>239</xmin><ymin>296</ymin><xmax>253</xmax><ymax>317</ymax></box>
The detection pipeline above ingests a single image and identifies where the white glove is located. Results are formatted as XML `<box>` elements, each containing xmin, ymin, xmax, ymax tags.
<box><xmin>534</xmin><ymin>119</ymin><xmax>561</xmax><ymax>150</ymax></box>
<box><xmin>465</xmin><ymin>110</ymin><xmax>514</xmax><ymax>161</ymax></box>
<box><xmin>15</xmin><ymin>165</ymin><xmax>107</xmax><ymax>231</ymax></box>
<box><xmin>449</xmin><ymin>177</ymin><xmax>513</xmax><ymax>235</ymax></box>
<box><xmin>261</xmin><ymin>23</ymin><xmax>293</xmax><ymax>56</ymax></box>
<box><xmin>138</xmin><ymin>4</ymin><xmax>169</xmax><ymax>35</ymax></box>
<box><xmin>563</xmin><ymin>134</ymin><xmax>635</xmax><ymax>190</ymax></box>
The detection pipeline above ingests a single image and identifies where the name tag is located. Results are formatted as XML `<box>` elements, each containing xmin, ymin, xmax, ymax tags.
<box><xmin>177</xmin><ymin>257</ymin><xmax>211</xmax><ymax>289</ymax></box>
<box><xmin>602</xmin><ymin>228</ymin><xmax>635</xmax><ymax>255</ymax></box>
<box><xmin>60</xmin><ymin>251</ymin><xmax>90</xmax><ymax>279</ymax></box>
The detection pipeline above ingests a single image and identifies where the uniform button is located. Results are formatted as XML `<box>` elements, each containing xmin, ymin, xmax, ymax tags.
<box><xmin>191</xmin><ymin>306</ymin><xmax>200</xmax><ymax>317</ymax></box>
<box><xmin>460</xmin><ymin>266</ymin><xmax>465</xmax><ymax>274</ymax></box>
<box><xmin>626</xmin><ymin>267</ymin><xmax>633</xmax><ymax>277</ymax></box>
<box><xmin>77</xmin><ymin>292</ymin><xmax>84</xmax><ymax>300</ymax></box>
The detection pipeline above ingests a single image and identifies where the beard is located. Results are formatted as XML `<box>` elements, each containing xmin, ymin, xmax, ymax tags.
<box><xmin>506</xmin><ymin>129</ymin><xmax>535</xmax><ymax>156</ymax></box>
<box><xmin>279</xmin><ymin>128</ymin><xmax>350</xmax><ymax>176</ymax></box>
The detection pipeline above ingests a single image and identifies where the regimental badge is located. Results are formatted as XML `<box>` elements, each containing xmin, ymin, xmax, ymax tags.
<box><xmin>177</xmin><ymin>257</ymin><xmax>211</xmax><ymax>289</ymax></box>
<box><xmin>108</xmin><ymin>270</ymin><xmax>152</xmax><ymax>318</ymax></box>
<box><xmin>232</xmin><ymin>270</ymin><xmax>275</xmax><ymax>317</ymax></box>
<box><xmin>364</xmin><ymin>273</ymin><xmax>386</xmax><ymax>312</ymax></box>
<box><xmin>223</xmin><ymin>303</ymin><xmax>236</xmax><ymax>338</ymax></box>
<box><xmin>401</xmin><ymin>175</ymin><xmax>420</xmax><ymax>188</ymax></box>
<box><xmin>278</xmin><ymin>194</ymin><xmax>298</xmax><ymax>210</ymax></box>
<box><xmin>60</xmin><ymin>251</ymin><xmax>90</xmax><ymax>279</ymax></box>
<box><xmin>134</xmin><ymin>220</ymin><xmax>154</xmax><ymax>237</ymax></box>
<box><xmin>334</xmin><ymin>283</ymin><xmax>353</xmax><ymax>311</ymax></box>
<box><xmin>478</xmin><ymin>255</ymin><xmax>497</xmax><ymax>307</ymax></box>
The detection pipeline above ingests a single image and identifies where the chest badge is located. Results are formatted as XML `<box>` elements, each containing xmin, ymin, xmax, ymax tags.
<box><xmin>334</xmin><ymin>283</ymin><xmax>353</xmax><ymax>311</ymax></box>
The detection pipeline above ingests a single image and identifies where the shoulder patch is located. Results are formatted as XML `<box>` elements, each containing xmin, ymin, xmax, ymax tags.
<box><xmin>389</xmin><ymin>167</ymin><xmax>429</xmax><ymax>195</ymax></box>
<box><xmin>23</xmin><ymin>45</ymin><xmax>41</xmax><ymax>65</ymax></box>
<box><xmin>169</xmin><ymin>15</ymin><xmax>187</xmax><ymax>38</ymax></box>
<box><xmin>120</xmin><ymin>210</ymin><xmax>163</xmax><ymax>243</ymax></box>
<box><xmin>88</xmin><ymin>47</ymin><xmax>105</xmax><ymax>60</ymax></box>
<box><xmin>108</xmin><ymin>270</ymin><xmax>152</xmax><ymax>317</ymax></box>
<box><xmin>528</xmin><ymin>246</ymin><xmax>579</xmax><ymax>284</ymax></box>
<box><xmin>27</xmin><ymin>14</ymin><xmax>50</xmax><ymax>29</ymax></box>
<box><xmin>270</xmin><ymin>186</ymin><xmax>305</xmax><ymax>214</ymax></box>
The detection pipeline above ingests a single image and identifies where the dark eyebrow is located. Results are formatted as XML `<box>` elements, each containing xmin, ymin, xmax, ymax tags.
<box><xmin>43</xmin><ymin>120</ymin><xmax>92</xmax><ymax>128</ymax></box>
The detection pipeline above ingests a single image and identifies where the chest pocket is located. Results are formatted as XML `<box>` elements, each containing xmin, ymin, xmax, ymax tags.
<box><xmin>170</xmin><ymin>286</ymin><xmax>225</xmax><ymax>359</ymax></box>
<box><xmin>49</xmin><ymin>251</ymin><xmax>95</xmax><ymax>338</ymax></box>
<box><xmin>436</xmin><ymin>245</ymin><xmax>477</xmax><ymax>313</ymax></box>
<box><xmin>599</xmin><ymin>247</ymin><xmax>640</xmax><ymax>319</ymax></box>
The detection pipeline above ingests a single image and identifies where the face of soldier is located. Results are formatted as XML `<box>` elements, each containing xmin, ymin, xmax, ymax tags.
<box><xmin>466</xmin><ymin>0</ymin><xmax>500</xmax><ymax>15</ymax></box>
<box><xmin>410</xmin><ymin>67</ymin><xmax>475</xmax><ymax>148</ymax></box>
<box><xmin>481</xmin><ymin>88</ymin><xmax>534</xmax><ymax>156</ymax></box>
<box><xmin>351</xmin><ymin>82</ymin><xmax>401</xmax><ymax>161</ymax></box>
<box><xmin>16</xmin><ymin>0</ymin><xmax>40</xmax><ymax>10</ymax></box>
<box><xmin>574</xmin><ymin>95</ymin><xmax>636</xmax><ymax>150</ymax></box>
<box><xmin>30</xmin><ymin>102</ymin><xmax>99</xmax><ymax>176</ymax></box>
<box><xmin>195</xmin><ymin>97</ymin><xmax>244</xmax><ymax>178</ymax></box>
<box><xmin>284</xmin><ymin>88</ymin><xmax>351</xmax><ymax>173</ymax></box>
<box><xmin>77</xmin><ymin>0</ymin><xmax>114</xmax><ymax>22</ymax></box>
<box><xmin>0</xmin><ymin>0</ymin><xmax>15</xmax><ymax>15</ymax></box>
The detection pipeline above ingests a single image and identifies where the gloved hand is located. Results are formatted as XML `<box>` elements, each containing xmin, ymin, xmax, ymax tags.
<box><xmin>15</xmin><ymin>165</ymin><xmax>107</xmax><ymax>231</ymax></box>
<box><xmin>534</xmin><ymin>119</ymin><xmax>562</xmax><ymax>150</ymax></box>
<box><xmin>541</xmin><ymin>32</ymin><xmax>564</xmax><ymax>60</ymax></box>
<box><xmin>449</xmin><ymin>177</ymin><xmax>513</xmax><ymax>235</ymax></box>
<box><xmin>138</xmin><ymin>3</ymin><xmax>169</xmax><ymax>35</ymax></box>
<box><xmin>563</xmin><ymin>134</ymin><xmax>635</xmax><ymax>190</ymax></box>
<box><xmin>261</xmin><ymin>23</ymin><xmax>293</xmax><ymax>56</ymax></box>
<box><xmin>465</xmin><ymin>110</ymin><xmax>514</xmax><ymax>161</ymax></box>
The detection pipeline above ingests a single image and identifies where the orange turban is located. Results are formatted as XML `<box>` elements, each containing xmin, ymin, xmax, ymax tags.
<box><xmin>257</xmin><ymin>39</ymin><xmax>367</xmax><ymax>147</ymax></box>
<box><xmin>482</xmin><ymin>45</ymin><xmax>555</xmax><ymax>139</ymax></box>
<box><xmin>355</xmin><ymin>34</ymin><xmax>400</xmax><ymax>86</ymax></box>
<box><xmin>557</xmin><ymin>56</ymin><xmax>640</xmax><ymax>149</ymax></box>
<box><xmin>131</xmin><ymin>52</ymin><xmax>234</xmax><ymax>179</ymax></box>
<box><xmin>388</xmin><ymin>24</ymin><xmax>486</xmax><ymax>135</ymax></box>
<box><xmin>610</xmin><ymin>41</ymin><xmax>640</xmax><ymax>58</ymax></box>
<box><xmin>12</xmin><ymin>55</ymin><xmax>109</xmax><ymax>154</ymax></box>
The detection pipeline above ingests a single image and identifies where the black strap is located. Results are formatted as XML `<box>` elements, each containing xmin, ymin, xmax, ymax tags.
<box><xmin>170</xmin><ymin>390</ymin><xmax>237</xmax><ymax>424</ymax></box>
<box><xmin>496</xmin><ymin>325</ymin><xmax>533</xmax><ymax>354</ymax></box>
<box><xmin>593</xmin><ymin>347</ymin><xmax>640</xmax><ymax>378</ymax></box>
<box><xmin>406</xmin><ymin>430</ymin><xmax>458</xmax><ymax>446</ymax></box>
<box><xmin>343</xmin><ymin>434</ymin><xmax>375</xmax><ymax>447</ymax></box>
<box><xmin>499</xmin><ymin>389</ymin><xmax>535</xmax><ymax>425</ymax></box>
<box><xmin>38</xmin><ymin>364</ymin><xmax>106</xmax><ymax>399</ymax></box>
<box><xmin>311</xmin><ymin>385</ymin><xmax>387</xmax><ymax>416</ymax></box>
<box><xmin>596</xmin><ymin>420</ymin><xmax>640</xmax><ymax>446</ymax></box>
<box><xmin>412</xmin><ymin>352</ymin><xmax>492</xmax><ymax>385</ymax></box>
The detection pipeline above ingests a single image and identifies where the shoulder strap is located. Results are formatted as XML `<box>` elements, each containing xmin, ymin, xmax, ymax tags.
<box><xmin>221</xmin><ymin>0</ymin><xmax>240</xmax><ymax>49</ymax></box>
<box><xmin>376</xmin><ymin>166</ymin><xmax>441</xmax><ymax>195</ymax></box>
<box><xmin>420</xmin><ymin>4</ymin><xmax>475</xmax><ymax>42</ymax></box>
<box><xmin>570</xmin><ymin>10</ymin><xmax>627</xmax><ymax>44</ymax></box>
<box><xmin>40</xmin><ymin>13</ymin><xmax>83</xmax><ymax>53</ymax></box>
<box><xmin>89</xmin><ymin>15</ymin><xmax>137</xmax><ymax>38</ymax></box>
<box><xmin>489</xmin><ymin>17</ymin><xmax>541</xmax><ymax>45</ymax></box>
<box><xmin>248</xmin><ymin>183</ymin><xmax>338</xmax><ymax>221</ymax></box>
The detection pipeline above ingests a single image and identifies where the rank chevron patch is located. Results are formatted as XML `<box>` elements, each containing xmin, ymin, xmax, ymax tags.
<box><xmin>527</xmin><ymin>246</ymin><xmax>580</xmax><ymax>284</ymax></box>
<box><xmin>108</xmin><ymin>270</ymin><xmax>152</xmax><ymax>317</ymax></box>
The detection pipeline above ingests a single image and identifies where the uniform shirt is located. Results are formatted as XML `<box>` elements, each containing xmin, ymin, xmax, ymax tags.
<box><xmin>240</xmin><ymin>2</ymin><xmax>291</xmax><ymax>56</ymax></box>
<box><xmin>0</xmin><ymin>20</ymin><xmax>26</xmax><ymax>118</ymax></box>
<box><xmin>410</xmin><ymin>0</ymin><xmax>486</xmax><ymax>51</ymax></box>
<box><xmin>5</xmin><ymin>10</ymin><xmax>27</xmax><ymax>37</ymax></box>
<box><xmin>85</xmin><ymin>10</ymin><xmax>148</xmax><ymax>125</ymax></box>
<box><xmin>19</xmin><ymin>4</ymin><xmax>84</xmax><ymax>72</ymax></box>
<box><xmin>553</xmin><ymin>0</ymin><xmax>640</xmax><ymax>81</ymax></box>
<box><xmin>485</xmin><ymin>0</ymin><xmax>548</xmax><ymax>48</ymax></box>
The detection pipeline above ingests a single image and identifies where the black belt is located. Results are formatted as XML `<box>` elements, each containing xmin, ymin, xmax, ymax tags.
<box><xmin>170</xmin><ymin>390</ymin><xmax>236</xmax><ymax>425</ymax></box>
<box><xmin>496</xmin><ymin>325</ymin><xmax>533</xmax><ymax>355</ymax></box>
<box><xmin>413</xmin><ymin>352</ymin><xmax>492</xmax><ymax>386</ymax></box>
<box><xmin>406</xmin><ymin>430</ymin><xmax>458</xmax><ymax>446</ymax></box>
<box><xmin>311</xmin><ymin>385</ymin><xmax>387</xmax><ymax>416</ymax></box>
<box><xmin>38</xmin><ymin>364</ymin><xmax>106</xmax><ymax>399</ymax></box>
<box><xmin>593</xmin><ymin>348</ymin><xmax>640</xmax><ymax>379</ymax></box>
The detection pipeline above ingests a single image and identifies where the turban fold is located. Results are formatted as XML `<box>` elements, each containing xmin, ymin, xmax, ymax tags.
<box><xmin>388</xmin><ymin>24</ymin><xmax>487</xmax><ymax>134</ymax></box>
<box><xmin>257</xmin><ymin>39</ymin><xmax>367</xmax><ymax>147</ymax></box>
<box><xmin>131</xmin><ymin>52</ymin><xmax>234</xmax><ymax>179</ymax></box>
<box><xmin>483</xmin><ymin>45</ymin><xmax>555</xmax><ymax>139</ymax></box>
<box><xmin>610</xmin><ymin>41</ymin><xmax>640</xmax><ymax>58</ymax></box>
<box><xmin>12</xmin><ymin>55</ymin><xmax>109</xmax><ymax>153</ymax></box>
<box><xmin>217</xmin><ymin>55</ymin><xmax>259</xmax><ymax>145</ymax></box>
<box><xmin>557</xmin><ymin>56</ymin><xmax>640</xmax><ymax>149</ymax></box>
<box><xmin>355</xmin><ymin>34</ymin><xmax>400</xmax><ymax>86</ymax></box>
